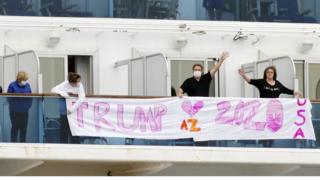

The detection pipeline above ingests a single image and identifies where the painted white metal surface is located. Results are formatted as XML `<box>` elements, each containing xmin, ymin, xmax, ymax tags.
<box><xmin>0</xmin><ymin>15</ymin><xmax>320</xmax><ymax>176</ymax></box>
<box><xmin>0</xmin><ymin>16</ymin><xmax>319</xmax><ymax>97</ymax></box>
<box><xmin>1</xmin><ymin>143</ymin><xmax>320</xmax><ymax>175</ymax></box>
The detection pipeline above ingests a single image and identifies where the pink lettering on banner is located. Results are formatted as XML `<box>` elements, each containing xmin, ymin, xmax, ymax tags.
<box><xmin>295</xmin><ymin>110</ymin><xmax>306</xmax><ymax>126</ymax></box>
<box><xmin>215</xmin><ymin>101</ymin><xmax>233</xmax><ymax>125</ymax></box>
<box><xmin>242</xmin><ymin>100</ymin><xmax>264</xmax><ymax>131</ymax></box>
<box><xmin>294</xmin><ymin>128</ymin><xmax>305</xmax><ymax>139</ymax></box>
<box><xmin>297</xmin><ymin>99</ymin><xmax>307</xmax><ymax>106</ymax></box>
<box><xmin>71</xmin><ymin>98</ymin><xmax>313</xmax><ymax>140</ymax></box>
<box><xmin>181</xmin><ymin>100</ymin><xmax>204</xmax><ymax>117</ymax></box>
<box><xmin>76</xmin><ymin>102</ymin><xmax>88</xmax><ymax>127</ymax></box>
<box><xmin>117</xmin><ymin>104</ymin><xmax>136</xmax><ymax>132</ymax></box>
<box><xmin>75</xmin><ymin>102</ymin><xmax>167</xmax><ymax>133</ymax></box>
<box><xmin>215</xmin><ymin>100</ymin><xmax>263</xmax><ymax>130</ymax></box>
<box><xmin>117</xmin><ymin>104</ymin><xmax>167</xmax><ymax>133</ymax></box>
<box><xmin>293</xmin><ymin>99</ymin><xmax>307</xmax><ymax>139</ymax></box>
<box><xmin>214</xmin><ymin>99</ymin><xmax>284</xmax><ymax>132</ymax></box>
<box><xmin>266</xmin><ymin>99</ymin><xmax>283</xmax><ymax>132</ymax></box>
<box><xmin>180</xmin><ymin>100</ymin><xmax>204</xmax><ymax>132</ymax></box>
<box><xmin>94</xmin><ymin>102</ymin><xmax>115</xmax><ymax>132</ymax></box>
<box><xmin>234</xmin><ymin>101</ymin><xmax>245</xmax><ymax>125</ymax></box>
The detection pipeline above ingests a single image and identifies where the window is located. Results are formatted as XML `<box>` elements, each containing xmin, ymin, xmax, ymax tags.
<box><xmin>308</xmin><ymin>63</ymin><xmax>320</xmax><ymax>99</ymax></box>
<box><xmin>171</xmin><ymin>60</ymin><xmax>203</xmax><ymax>96</ymax></box>
<box><xmin>68</xmin><ymin>55</ymin><xmax>94</xmax><ymax>94</ymax></box>
<box><xmin>170</xmin><ymin>59</ymin><xmax>217</xmax><ymax>97</ymax></box>
<box><xmin>1</xmin><ymin>0</ymin><xmax>318</xmax><ymax>24</ymax></box>
<box><xmin>39</xmin><ymin>57</ymin><xmax>65</xmax><ymax>93</ymax></box>
<box><xmin>294</xmin><ymin>61</ymin><xmax>305</xmax><ymax>96</ymax></box>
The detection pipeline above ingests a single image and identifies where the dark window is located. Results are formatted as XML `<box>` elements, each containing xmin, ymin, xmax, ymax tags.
<box><xmin>0</xmin><ymin>0</ymin><xmax>318</xmax><ymax>24</ymax></box>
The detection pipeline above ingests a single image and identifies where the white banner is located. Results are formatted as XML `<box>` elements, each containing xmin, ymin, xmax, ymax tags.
<box><xmin>66</xmin><ymin>97</ymin><xmax>316</xmax><ymax>141</ymax></box>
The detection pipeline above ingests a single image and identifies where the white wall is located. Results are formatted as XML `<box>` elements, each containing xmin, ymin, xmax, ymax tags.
<box><xmin>1</xmin><ymin>17</ymin><xmax>320</xmax><ymax>97</ymax></box>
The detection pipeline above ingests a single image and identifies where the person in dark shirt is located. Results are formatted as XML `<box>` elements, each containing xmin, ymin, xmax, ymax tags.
<box><xmin>177</xmin><ymin>51</ymin><xmax>230</xmax><ymax>97</ymax></box>
<box><xmin>238</xmin><ymin>66</ymin><xmax>302</xmax><ymax>148</ymax></box>
<box><xmin>0</xmin><ymin>86</ymin><xmax>2</xmax><ymax>93</ymax></box>
<box><xmin>176</xmin><ymin>51</ymin><xmax>229</xmax><ymax>147</ymax></box>
<box><xmin>238</xmin><ymin>66</ymin><xmax>302</xmax><ymax>98</ymax></box>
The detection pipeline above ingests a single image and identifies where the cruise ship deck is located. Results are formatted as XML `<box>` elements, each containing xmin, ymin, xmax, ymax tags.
<box><xmin>0</xmin><ymin>94</ymin><xmax>320</xmax><ymax>176</ymax></box>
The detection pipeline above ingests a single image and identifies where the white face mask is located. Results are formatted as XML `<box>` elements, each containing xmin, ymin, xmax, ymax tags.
<box><xmin>20</xmin><ymin>81</ymin><xmax>27</xmax><ymax>86</ymax></box>
<box><xmin>193</xmin><ymin>71</ymin><xmax>202</xmax><ymax>78</ymax></box>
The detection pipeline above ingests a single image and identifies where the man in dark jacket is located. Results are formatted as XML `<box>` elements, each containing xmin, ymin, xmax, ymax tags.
<box><xmin>0</xmin><ymin>86</ymin><xmax>2</xmax><ymax>93</ymax></box>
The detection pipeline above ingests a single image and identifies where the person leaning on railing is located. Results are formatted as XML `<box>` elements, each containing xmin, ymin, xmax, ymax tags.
<box><xmin>51</xmin><ymin>72</ymin><xmax>85</xmax><ymax>144</ymax></box>
<box><xmin>7</xmin><ymin>71</ymin><xmax>32</xmax><ymax>143</ymax></box>
<box><xmin>238</xmin><ymin>66</ymin><xmax>303</xmax><ymax>147</ymax></box>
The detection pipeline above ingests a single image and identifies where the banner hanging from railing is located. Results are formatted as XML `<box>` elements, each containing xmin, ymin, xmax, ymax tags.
<box><xmin>67</xmin><ymin>97</ymin><xmax>316</xmax><ymax>141</ymax></box>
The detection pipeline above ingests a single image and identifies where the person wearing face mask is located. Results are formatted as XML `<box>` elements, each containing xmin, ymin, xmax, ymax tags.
<box><xmin>176</xmin><ymin>51</ymin><xmax>229</xmax><ymax>147</ymax></box>
<box><xmin>177</xmin><ymin>51</ymin><xmax>230</xmax><ymax>97</ymax></box>
<box><xmin>51</xmin><ymin>72</ymin><xmax>85</xmax><ymax>144</ymax></box>
<box><xmin>7</xmin><ymin>71</ymin><xmax>32</xmax><ymax>142</ymax></box>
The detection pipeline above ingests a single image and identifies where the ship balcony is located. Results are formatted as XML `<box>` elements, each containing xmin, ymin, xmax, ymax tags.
<box><xmin>1</xmin><ymin>94</ymin><xmax>320</xmax><ymax>176</ymax></box>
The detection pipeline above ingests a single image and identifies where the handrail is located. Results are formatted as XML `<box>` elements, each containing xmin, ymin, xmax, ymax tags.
<box><xmin>0</xmin><ymin>93</ymin><xmax>168</xmax><ymax>99</ymax></box>
<box><xmin>1</xmin><ymin>93</ymin><xmax>320</xmax><ymax>102</ymax></box>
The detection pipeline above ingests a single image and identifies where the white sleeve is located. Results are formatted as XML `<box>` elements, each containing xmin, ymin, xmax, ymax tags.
<box><xmin>51</xmin><ymin>81</ymin><xmax>69</xmax><ymax>98</ymax></box>
<box><xmin>69</xmin><ymin>83</ymin><xmax>86</xmax><ymax>113</ymax></box>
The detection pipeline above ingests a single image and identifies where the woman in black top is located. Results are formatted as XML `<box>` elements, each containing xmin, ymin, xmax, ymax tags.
<box><xmin>238</xmin><ymin>66</ymin><xmax>303</xmax><ymax>98</ymax></box>
<box><xmin>238</xmin><ymin>66</ymin><xmax>303</xmax><ymax>148</ymax></box>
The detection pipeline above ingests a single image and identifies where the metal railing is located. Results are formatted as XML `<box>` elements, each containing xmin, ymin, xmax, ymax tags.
<box><xmin>0</xmin><ymin>93</ymin><xmax>319</xmax><ymax>148</ymax></box>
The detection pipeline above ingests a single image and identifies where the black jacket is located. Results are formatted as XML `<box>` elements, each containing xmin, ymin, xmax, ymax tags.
<box><xmin>0</xmin><ymin>86</ymin><xmax>2</xmax><ymax>93</ymax></box>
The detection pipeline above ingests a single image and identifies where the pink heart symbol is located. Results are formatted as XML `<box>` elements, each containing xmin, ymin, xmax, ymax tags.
<box><xmin>181</xmin><ymin>100</ymin><xmax>204</xmax><ymax>117</ymax></box>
